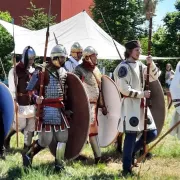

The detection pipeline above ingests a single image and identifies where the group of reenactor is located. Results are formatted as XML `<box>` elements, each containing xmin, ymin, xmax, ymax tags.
<box><xmin>0</xmin><ymin>39</ymin><xmax>179</xmax><ymax>176</ymax></box>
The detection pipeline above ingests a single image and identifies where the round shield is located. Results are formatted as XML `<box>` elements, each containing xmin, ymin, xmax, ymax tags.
<box><xmin>49</xmin><ymin>72</ymin><xmax>90</xmax><ymax>160</ymax></box>
<box><xmin>149</xmin><ymin>80</ymin><xmax>165</xmax><ymax>137</ymax></box>
<box><xmin>98</xmin><ymin>75</ymin><xmax>121</xmax><ymax>147</ymax></box>
<box><xmin>0</xmin><ymin>82</ymin><xmax>14</xmax><ymax>136</ymax></box>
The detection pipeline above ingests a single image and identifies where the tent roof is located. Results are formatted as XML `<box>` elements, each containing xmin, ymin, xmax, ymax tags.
<box><xmin>0</xmin><ymin>11</ymin><xmax>179</xmax><ymax>60</ymax></box>
<box><xmin>0</xmin><ymin>19</ymin><xmax>31</xmax><ymax>36</ymax></box>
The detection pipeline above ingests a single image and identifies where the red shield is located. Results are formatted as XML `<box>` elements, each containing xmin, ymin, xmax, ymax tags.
<box><xmin>49</xmin><ymin>73</ymin><xmax>90</xmax><ymax>160</ymax></box>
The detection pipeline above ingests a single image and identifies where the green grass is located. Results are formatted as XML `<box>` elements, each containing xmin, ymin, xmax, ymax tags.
<box><xmin>1</xmin><ymin>97</ymin><xmax>180</xmax><ymax>180</ymax></box>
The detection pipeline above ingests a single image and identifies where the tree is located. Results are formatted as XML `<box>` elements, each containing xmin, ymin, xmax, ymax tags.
<box><xmin>91</xmin><ymin>0</ymin><xmax>146</xmax><ymax>44</ymax></box>
<box><xmin>153</xmin><ymin>0</ymin><xmax>180</xmax><ymax>57</ymax></box>
<box><xmin>21</xmin><ymin>1</ymin><xmax>57</xmax><ymax>30</ymax></box>
<box><xmin>151</xmin><ymin>0</ymin><xmax>180</xmax><ymax>84</ymax></box>
<box><xmin>0</xmin><ymin>11</ymin><xmax>14</xmax><ymax>80</ymax></box>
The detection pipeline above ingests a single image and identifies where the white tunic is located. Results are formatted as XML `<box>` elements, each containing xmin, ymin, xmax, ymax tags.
<box><xmin>8</xmin><ymin>66</ymin><xmax>35</xmax><ymax>118</ymax></box>
<box><xmin>170</xmin><ymin>62</ymin><xmax>180</xmax><ymax>139</ymax></box>
<box><xmin>113</xmin><ymin>60</ymin><xmax>159</xmax><ymax>132</ymax></box>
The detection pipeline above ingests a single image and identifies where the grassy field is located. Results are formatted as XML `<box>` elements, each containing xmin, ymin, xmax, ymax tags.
<box><xmin>1</xmin><ymin>99</ymin><xmax>180</xmax><ymax>180</ymax></box>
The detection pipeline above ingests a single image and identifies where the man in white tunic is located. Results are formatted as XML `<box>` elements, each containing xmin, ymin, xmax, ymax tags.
<box><xmin>113</xmin><ymin>40</ymin><xmax>159</xmax><ymax>175</ymax></box>
<box><xmin>5</xmin><ymin>46</ymin><xmax>36</xmax><ymax>152</ymax></box>
<box><xmin>64</xmin><ymin>42</ymin><xmax>83</xmax><ymax>72</ymax></box>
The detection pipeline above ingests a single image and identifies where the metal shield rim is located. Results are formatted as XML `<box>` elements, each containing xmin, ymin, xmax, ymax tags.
<box><xmin>66</xmin><ymin>72</ymin><xmax>90</xmax><ymax>160</ymax></box>
<box><xmin>149</xmin><ymin>80</ymin><xmax>166</xmax><ymax>138</ymax></box>
<box><xmin>98</xmin><ymin>75</ymin><xmax>121</xmax><ymax>147</ymax></box>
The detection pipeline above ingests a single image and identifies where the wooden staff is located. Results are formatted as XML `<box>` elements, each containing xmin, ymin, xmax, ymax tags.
<box><xmin>144</xmin><ymin>17</ymin><xmax>152</xmax><ymax>153</ymax></box>
<box><xmin>35</xmin><ymin>0</ymin><xmax>51</xmax><ymax>130</ymax></box>
<box><xmin>99</xmin><ymin>11</ymin><xmax>123</xmax><ymax>61</ymax></box>
<box><xmin>12</xmin><ymin>18</ymin><xmax>19</xmax><ymax>147</ymax></box>
<box><xmin>137</xmin><ymin>120</ymin><xmax>180</xmax><ymax>164</ymax></box>
<box><xmin>143</xmin><ymin>0</ymin><xmax>156</xmax><ymax>154</ymax></box>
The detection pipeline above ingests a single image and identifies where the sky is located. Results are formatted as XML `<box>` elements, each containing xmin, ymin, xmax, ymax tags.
<box><xmin>153</xmin><ymin>0</ymin><xmax>177</xmax><ymax>29</ymax></box>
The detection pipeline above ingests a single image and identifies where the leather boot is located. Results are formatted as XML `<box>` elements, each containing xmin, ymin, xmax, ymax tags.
<box><xmin>22</xmin><ymin>140</ymin><xmax>44</xmax><ymax>167</ymax></box>
<box><xmin>89</xmin><ymin>135</ymin><xmax>101</xmax><ymax>164</ymax></box>
<box><xmin>55</xmin><ymin>142</ymin><xmax>66</xmax><ymax>172</ymax></box>
<box><xmin>0</xmin><ymin>146</ymin><xmax>5</xmax><ymax>160</ymax></box>
<box><xmin>4</xmin><ymin>128</ymin><xmax>16</xmax><ymax>150</ymax></box>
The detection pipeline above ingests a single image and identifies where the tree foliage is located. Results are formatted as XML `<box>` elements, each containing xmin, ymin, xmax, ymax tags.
<box><xmin>21</xmin><ymin>1</ymin><xmax>57</xmax><ymax>30</ymax></box>
<box><xmin>149</xmin><ymin>0</ymin><xmax>180</xmax><ymax>84</ymax></box>
<box><xmin>0</xmin><ymin>11</ymin><xmax>14</xmax><ymax>80</ymax></box>
<box><xmin>91</xmin><ymin>0</ymin><xmax>146</xmax><ymax>44</ymax></box>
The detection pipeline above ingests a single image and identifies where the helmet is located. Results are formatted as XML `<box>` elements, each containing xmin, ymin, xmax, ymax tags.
<box><xmin>50</xmin><ymin>44</ymin><xmax>67</xmax><ymax>59</ymax></box>
<box><xmin>82</xmin><ymin>46</ymin><xmax>98</xmax><ymax>58</ymax></box>
<box><xmin>50</xmin><ymin>44</ymin><xmax>67</xmax><ymax>68</ymax></box>
<box><xmin>22</xmin><ymin>46</ymin><xmax>36</xmax><ymax>69</ymax></box>
<box><xmin>70</xmin><ymin>42</ymin><xmax>83</xmax><ymax>60</ymax></box>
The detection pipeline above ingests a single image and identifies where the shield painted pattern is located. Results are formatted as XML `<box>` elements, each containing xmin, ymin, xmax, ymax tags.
<box><xmin>49</xmin><ymin>72</ymin><xmax>90</xmax><ymax>160</ymax></box>
<box><xmin>0</xmin><ymin>82</ymin><xmax>14</xmax><ymax>136</ymax></box>
<box><xmin>98</xmin><ymin>75</ymin><xmax>121</xmax><ymax>147</ymax></box>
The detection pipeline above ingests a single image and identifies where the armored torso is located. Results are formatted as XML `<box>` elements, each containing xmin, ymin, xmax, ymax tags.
<box><xmin>74</xmin><ymin>64</ymin><xmax>101</xmax><ymax>103</ymax></box>
<box><xmin>43</xmin><ymin>68</ymin><xmax>67</xmax><ymax>125</ymax></box>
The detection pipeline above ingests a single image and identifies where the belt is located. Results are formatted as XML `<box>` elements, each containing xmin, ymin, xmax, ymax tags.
<box><xmin>42</xmin><ymin>98</ymin><xmax>64</xmax><ymax>108</ymax></box>
<box><xmin>17</xmin><ymin>93</ymin><xmax>29</xmax><ymax>96</ymax></box>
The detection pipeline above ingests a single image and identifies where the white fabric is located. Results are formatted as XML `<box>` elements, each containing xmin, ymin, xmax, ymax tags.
<box><xmin>17</xmin><ymin>105</ymin><xmax>35</xmax><ymax>118</ymax></box>
<box><xmin>8</xmin><ymin>67</ymin><xmax>17</xmax><ymax>99</ymax></box>
<box><xmin>170</xmin><ymin>62</ymin><xmax>180</xmax><ymax>139</ymax></box>
<box><xmin>113</xmin><ymin>61</ymin><xmax>158</xmax><ymax>132</ymax></box>
<box><xmin>1</xmin><ymin>12</ymin><xmax>177</xmax><ymax>60</ymax></box>
<box><xmin>170</xmin><ymin>62</ymin><xmax>180</xmax><ymax>114</ymax></box>
<box><xmin>12</xmin><ymin>117</ymin><xmax>35</xmax><ymax>132</ymax></box>
<box><xmin>8</xmin><ymin>66</ymin><xmax>35</xmax><ymax>118</ymax></box>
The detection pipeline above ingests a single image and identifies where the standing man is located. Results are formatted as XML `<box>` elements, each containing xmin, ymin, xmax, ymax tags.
<box><xmin>5</xmin><ymin>46</ymin><xmax>36</xmax><ymax>152</ymax></box>
<box><xmin>113</xmin><ymin>40</ymin><xmax>159</xmax><ymax>175</ymax></box>
<box><xmin>74</xmin><ymin>46</ymin><xmax>106</xmax><ymax>164</ymax></box>
<box><xmin>64</xmin><ymin>42</ymin><xmax>83</xmax><ymax>72</ymax></box>
<box><xmin>23</xmin><ymin>44</ymin><xmax>70</xmax><ymax>171</ymax></box>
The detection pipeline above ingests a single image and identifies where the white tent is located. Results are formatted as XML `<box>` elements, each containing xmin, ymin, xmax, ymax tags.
<box><xmin>0</xmin><ymin>11</ymin><xmax>179</xmax><ymax>60</ymax></box>
<box><xmin>0</xmin><ymin>19</ymin><xmax>32</xmax><ymax>37</ymax></box>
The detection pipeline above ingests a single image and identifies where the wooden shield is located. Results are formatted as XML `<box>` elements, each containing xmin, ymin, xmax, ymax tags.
<box><xmin>49</xmin><ymin>73</ymin><xmax>90</xmax><ymax>160</ymax></box>
<box><xmin>98</xmin><ymin>75</ymin><xmax>120</xmax><ymax>147</ymax></box>
<box><xmin>0</xmin><ymin>82</ymin><xmax>14</xmax><ymax>136</ymax></box>
<box><xmin>149</xmin><ymin>80</ymin><xmax>165</xmax><ymax>137</ymax></box>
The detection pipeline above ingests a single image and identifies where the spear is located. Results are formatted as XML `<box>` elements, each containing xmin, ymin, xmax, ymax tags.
<box><xmin>143</xmin><ymin>0</ymin><xmax>157</xmax><ymax>154</ymax></box>
<box><xmin>99</xmin><ymin>11</ymin><xmax>123</xmax><ymax>61</ymax></box>
<box><xmin>35</xmin><ymin>0</ymin><xmax>51</xmax><ymax>130</ymax></box>
<box><xmin>53</xmin><ymin>32</ymin><xmax>58</xmax><ymax>45</ymax></box>
<box><xmin>12</xmin><ymin>18</ymin><xmax>19</xmax><ymax>147</ymax></box>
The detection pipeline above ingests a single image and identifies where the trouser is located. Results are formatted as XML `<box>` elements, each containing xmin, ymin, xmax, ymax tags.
<box><xmin>38</xmin><ymin>127</ymin><xmax>68</xmax><ymax>147</ymax></box>
<box><xmin>23</xmin><ymin>126</ymin><xmax>68</xmax><ymax>168</ymax></box>
<box><xmin>0</xmin><ymin>111</ymin><xmax>4</xmax><ymax>153</ymax></box>
<box><xmin>89</xmin><ymin>135</ymin><xmax>101</xmax><ymax>159</ymax></box>
<box><xmin>122</xmin><ymin>129</ymin><xmax>157</xmax><ymax>171</ymax></box>
<box><xmin>12</xmin><ymin>117</ymin><xmax>35</xmax><ymax>146</ymax></box>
